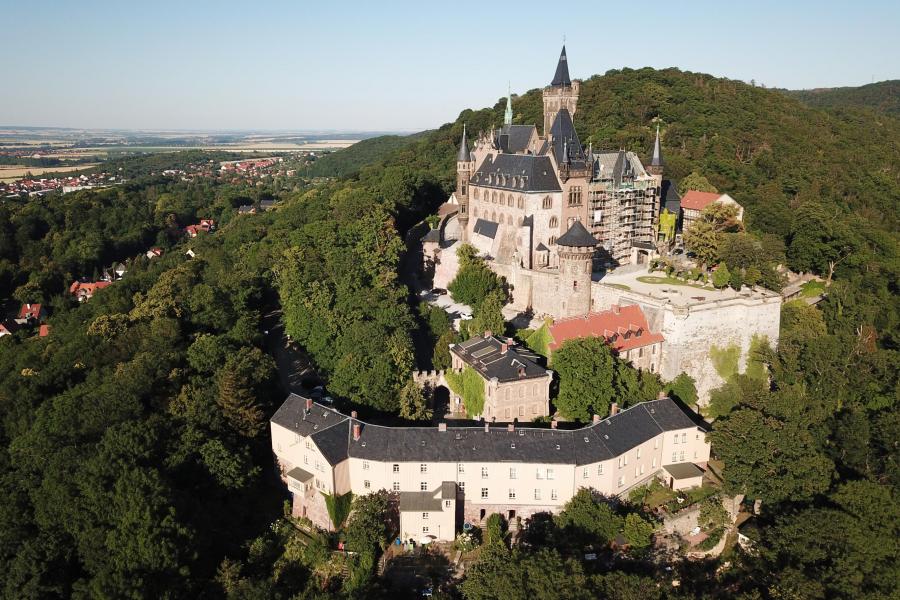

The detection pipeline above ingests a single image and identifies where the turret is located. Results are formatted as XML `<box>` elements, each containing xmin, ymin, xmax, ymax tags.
<box><xmin>456</xmin><ymin>124</ymin><xmax>474</xmax><ymax>240</ymax></box>
<box><xmin>555</xmin><ymin>220</ymin><xmax>596</xmax><ymax>317</ymax></box>
<box><xmin>543</xmin><ymin>45</ymin><xmax>580</xmax><ymax>135</ymax></box>
<box><xmin>647</xmin><ymin>123</ymin><xmax>664</xmax><ymax>177</ymax></box>
<box><xmin>504</xmin><ymin>83</ymin><xmax>513</xmax><ymax>127</ymax></box>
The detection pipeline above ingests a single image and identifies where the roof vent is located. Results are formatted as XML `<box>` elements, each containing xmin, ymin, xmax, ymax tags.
<box><xmin>555</xmin><ymin>444</ymin><xmax>560</xmax><ymax>450</ymax></box>
<box><xmin>420</xmin><ymin>440</ymin><xmax>426</xmax><ymax>446</ymax></box>
<box><xmin>439</xmin><ymin>423</ymin><xmax>447</xmax><ymax>432</ymax></box>
<box><xmin>584</xmin><ymin>437</ymin><xmax>590</xmax><ymax>443</ymax></box>
<box><xmin>511</xmin><ymin>443</ymin><xmax>516</xmax><ymax>449</ymax></box>
<box><xmin>518</xmin><ymin>430</ymin><xmax>525</xmax><ymax>437</ymax></box>
<box><xmin>507</xmin><ymin>423</ymin><xmax>514</xmax><ymax>433</ymax></box>
<box><xmin>455</xmin><ymin>432</ymin><xmax>462</xmax><ymax>440</ymax></box>
<box><xmin>604</xmin><ymin>434</ymin><xmax>609</xmax><ymax>440</ymax></box>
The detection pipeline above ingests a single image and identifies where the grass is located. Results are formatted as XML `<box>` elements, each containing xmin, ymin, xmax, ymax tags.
<box><xmin>606</xmin><ymin>283</ymin><xmax>631</xmax><ymax>291</ymax></box>
<box><xmin>636</xmin><ymin>275</ymin><xmax>709</xmax><ymax>290</ymax></box>
<box><xmin>800</xmin><ymin>280</ymin><xmax>826</xmax><ymax>297</ymax></box>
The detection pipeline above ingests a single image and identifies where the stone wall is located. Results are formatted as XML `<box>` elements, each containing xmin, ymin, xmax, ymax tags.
<box><xmin>592</xmin><ymin>283</ymin><xmax>782</xmax><ymax>402</ymax></box>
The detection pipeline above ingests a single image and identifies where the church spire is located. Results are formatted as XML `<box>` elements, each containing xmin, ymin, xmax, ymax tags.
<box><xmin>504</xmin><ymin>83</ymin><xmax>513</xmax><ymax>126</ymax></box>
<box><xmin>550</xmin><ymin>45</ymin><xmax>571</xmax><ymax>87</ymax></box>
<box><xmin>457</xmin><ymin>124</ymin><xmax>471</xmax><ymax>162</ymax></box>
<box><xmin>650</xmin><ymin>123</ymin><xmax>663</xmax><ymax>167</ymax></box>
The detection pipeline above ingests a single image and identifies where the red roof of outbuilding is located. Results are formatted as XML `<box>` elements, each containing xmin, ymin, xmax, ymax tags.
<box><xmin>680</xmin><ymin>190</ymin><xmax>721</xmax><ymax>211</ymax></box>
<box><xmin>18</xmin><ymin>303</ymin><xmax>42</xmax><ymax>320</ymax></box>
<box><xmin>548</xmin><ymin>305</ymin><xmax>664</xmax><ymax>354</ymax></box>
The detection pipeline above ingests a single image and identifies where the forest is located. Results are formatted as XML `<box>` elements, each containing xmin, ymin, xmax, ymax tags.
<box><xmin>0</xmin><ymin>66</ymin><xmax>897</xmax><ymax>598</ymax></box>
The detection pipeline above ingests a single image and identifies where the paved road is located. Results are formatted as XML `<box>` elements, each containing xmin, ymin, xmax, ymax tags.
<box><xmin>262</xmin><ymin>308</ymin><xmax>318</xmax><ymax>395</ymax></box>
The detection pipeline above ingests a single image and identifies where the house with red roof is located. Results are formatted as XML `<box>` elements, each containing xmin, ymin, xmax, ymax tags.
<box><xmin>0</xmin><ymin>320</ymin><xmax>20</xmax><ymax>338</ymax></box>
<box><xmin>185</xmin><ymin>219</ymin><xmax>216</xmax><ymax>238</ymax></box>
<box><xmin>17</xmin><ymin>303</ymin><xmax>46</xmax><ymax>322</ymax></box>
<box><xmin>69</xmin><ymin>280</ymin><xmax>112</xmax><ymax>302</ymax></box>
<box><xmin>680</xmin><ymin>191</ymin><xmax>743</xmax><ymax>232</ymax></box>
<box><xmin>39</xmin><ymin>324</ymin><xmax>51</xmax><ymax>338</ymax></box>
<box><xmin>547</xmin><ymin>304</ymin><xmax>665</xmax><ymax>373</ymax></box>
<box><xmin>145</xmin><ymin>247</ymin><xmax>164</xmax><ymax>259</ymax></box>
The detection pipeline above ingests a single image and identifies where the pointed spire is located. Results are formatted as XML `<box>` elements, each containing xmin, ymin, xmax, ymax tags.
<box><xmin>504</xmin><ymin>82</ymin><xmax>513</xmax><ymax>126</ymax></box>
<box><xmin>551</xmin><ymin>45</ymin><xmax>571</xmax><ymax>87</ymax></box>
<box><xmin>457</xmin><ymin>124</ymin><xmax>470</xmax><ymax>162</ymax></box>
<box><xmin>651</xmin><ymin>123</ymin><xmax>663</xmax><ymax>167</ymax></box>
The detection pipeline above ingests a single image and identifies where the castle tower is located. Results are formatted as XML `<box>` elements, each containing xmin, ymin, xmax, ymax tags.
<box><xmin>504</xmin><ymin>83</ymin><xmax>513</xmax><ymax>126</ymax></box>
<box><xmin>543</xmin><ymin>46</ymin><xmax>580</xmax><ymax>137</ymax></box>
<box><xmin>456</xmin><ymin>124</ymin><xmax>474</xmax><ymax>240</ymax></box>
<box><xmin>555</xmin><ymin>221</ymin><xmax>597</xmax><ymax>317</ymax></box>
<box><xmin>647</xmin><ymin>123</ymin><xmax>664</xmax><ymax>178</ymax></box>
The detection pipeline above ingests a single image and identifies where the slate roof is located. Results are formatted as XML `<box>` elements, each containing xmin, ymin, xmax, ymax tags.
<box><xmin>451</xmin><ymin>334</ymin><xmax>549</xmax><ymax>383</ymax></box>
<box><xmin>663</xmin><ymin>462</ymin><xmax>704</xmax><ymax>480</ymax></box>
<box><xmin>271</xmin><ymin>393</ymin><xmax>349</xmax><ymax>438</ymax></box>
<box><xmin>421</xmin><ymin>228</ymin><xmax>441</xmax><ymax>243</ymax></box>
<box><xmin>272</xmin><ymin>395</ymin><xmax>706</xmax><ymax>467</ymax></box>
<box><xmin>473</xmin><ymin>219</ymin><xmax>498</xmax><ymax>239</ymax></box>
<box><xmin>549</xmin><ymin>109</ymin><xmax>587</xmax><ymax>169</ymax></box>
<box><xmin>399</xmin><ymin>491</ymin><xmax>445</xmax><ymax>512</ymax></box>
<box><xmin>650</xmin><ymin>125</ymin><xmax>663</xmax><ymax>167</ymax></box>
<box><xmin>498</xmin><ymin>124</ymin><xmax>537</xmax><ymax>154</ymax></box>
<box><xmin>458</xmin><ymin>126</ymin><xmax>471</xmax><ymax>162</ymax></box>
<box><xmin>286</xmin><ymin>466</ymin><xmax>314</xmax><ymax>483</ymax></box>
<box><xmin>471</xmin><ymin>154</ymin><xmax>561</xmax><ymax>193</ymax></box>
<box><xmin>550</xmin><ymin>45</ymin><xmax>571</xmax><ymax>87</ymax></box>
<box><xmin>594</xmin><ymin>151</ymin><xmax>646</xmax><ymax>185</ymax></box>
<box><xmin>556</xmin><ymin>221</ymin><xmax>597</xmax><ymax>247</ymax></box>
<box><xmin>312</xmin><ymin>422</ymin><xmax>351</xmax><ymax>465</ymax></box>
<box><xmin>661</xmin><ymin>179</ymin><xmax>681</xmax><ymax>214</ymax></box>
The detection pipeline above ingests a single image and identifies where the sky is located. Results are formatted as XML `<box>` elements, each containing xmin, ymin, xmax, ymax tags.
<box><xmin>3</xmin><ymin>0</ymin><xmax>898</xmax><ymax>132</ymax></box>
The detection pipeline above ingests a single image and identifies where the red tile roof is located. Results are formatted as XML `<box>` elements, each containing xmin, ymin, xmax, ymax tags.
<box><xmin>680</xmin><ymin>190</ymin><xmax>722</xmax><ymax>211</ymax></box>
<box><xmin>548</xmin><ymin>305</ymin><xmax>664</xmax><ymax>354</ymax></box>
<box><xmin>69</xmin><ymin>281</ymin><xmax>112</xmax><ymax>298</ymax></box>
<box><xmin>39</xmin><ymin>324</ymin><xmax>51</xmax><ymax>337</ymax></box>
<box><xmin>18</xmin><ymin>303</ymin><xmax>43</xmax><ymax>320</ymax></box>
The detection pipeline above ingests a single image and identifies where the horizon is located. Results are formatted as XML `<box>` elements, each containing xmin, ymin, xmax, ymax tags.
<box><xmin>4</xmin><ymin>0</ymin><xmax>899</xmax><ymax>131</ymax></box>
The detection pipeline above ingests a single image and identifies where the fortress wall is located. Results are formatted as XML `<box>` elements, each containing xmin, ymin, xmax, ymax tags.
<box><xmin>592</xmin><ymin>283</ymin><xmax>782</xmax><ymax>403</ymax></box>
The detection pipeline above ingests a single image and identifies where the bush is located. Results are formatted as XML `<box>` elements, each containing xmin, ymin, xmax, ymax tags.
<box><xmin>454</xmin><ymin>531</ymin><xmax>479</xmax><ymax>552</ymax></box>
<box><xmin>696</xmin><ymin>527</ymin><xmax>724</xmax><ymax>551</ymax></box>
<box><xmin>712</xmin><ymin>263</ymin><xmax>731</xmax><ymax>288</ymax></box>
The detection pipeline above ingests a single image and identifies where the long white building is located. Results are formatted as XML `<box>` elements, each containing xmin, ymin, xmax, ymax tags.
<box><xmin>270</xmin><ymin>394</ymin><xmax>711</xmax><ymax>542</ymax></box>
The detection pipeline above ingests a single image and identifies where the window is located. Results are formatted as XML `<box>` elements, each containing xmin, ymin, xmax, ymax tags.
<box><xmin>534</xmin><ymin>488</ymin><xmax>542</xmax><ymax>500</ymax></box>
<box><xmin>305</xmin><ymin>440</ymin><xmax>312</xmax><ymax>450</ymax></box>
<box><xmin>393</xmin><ymin>464</ymin><xmax>400</xmax><ymax>473</ymax></box>
<box><xmin>532</xmin><ymin>404</ymin><xmax>538</xmax><ymax>414</ymax></box>
<box><xmin>640</xmin><ymin>464</ymin><xmax>645</xmax><ymax>475</ymax></box>
<box><xmin>481</xmin><ymin>467</ymin><xmax>489</xmax><ymax>479</ymax></box>
<box><xmin>473</xmin><ymin>188</ymin><xmax>479</xmax><ymax>200</ymax></box>
<box><xmin>481</xmin><ymin>488</ymin><xmax>489</xmax><ymax>499</ymax></box>
<box><xmin>420</xmin><ymin>463</ymin><xmax>427</xmax><ymax>473</ymax></box>
<box><xmin>624</xmin><ymin>455</ymin><xmax>629</xmax><ymax>466</ymax></box>
<box><xmin>542</xmin><ymin>196</ymin><xmax>552</xmax><ymax>209</ymax></box>
<box><xmin>674</xmin><ymin>435</ymin><xmax>680</xmax><ymax>445</ymax></box>
<box><xmin>459</xmin><ymin>481</ymin><xmax>465</xmax><ymax>490</ymax></box>
<box><xmin>549</xmin><ymin>216</ymin><xmax>558</xmax><ymax>228</ymax></box>
<box><xmin>303</xmin><ymin>454</ymin><xmax>309</xmax><ymax>465</ymax></box>
<box><xmin>618</xmin><ymin>476</ymin><xmax>625</xmax><ymax>487</ymax></box>
<box><xmin>507</xmin><ymin>196</ymin><xmax>513</xmax><ymax>207</ymax></box>
<box><xmin>420</xmin><ymin>481</ymin><xmax>428</xmax><ymax>491</ymax></box>
<box><xmin>654</xmin><ymin>438</ymin><xmax>659</xmax><ymax>449</ymax></box>
<box><xmin>672</xmin><ymin>452</ymin><xmax>678</xmax><ymax>463</ymax></box>
<box><xmin>393</xmin><ymin>481</ymin><xmax>400</xmax><ymax>491</ymax></box>
<box><xmin>536</xmin><ymin>468</ymin><xmax>544</xmax><ymax>480</ymax></box>
<box><xmin>457</xmin><ymin>463</ymin><xmax>465</xmax><ymax>474</ymax></box>
<box><xmin>509</xmin><ymin>468</ymin><xmax>517</xmax><ymax>480</ymax></box>
<box><xmin>547</xmin><ymin>469</ymin><xmax>555</xmax><ymax>480</ymax></box>
<box><xmin>635</xmin><ymin>467</ymin><xmax>639</xmax><ymax>478</ymax></box>
<box><xmin>549</xmin><ymin>235</ymin><xmax>557</xmax><ymax>245</ymax></box>
<box><xmin>364</xmin><ymin>480</ymin><xmax>371</xmax><ymax>489</ymax></box>
<box><xmin>680</xmin><ymin>451</ymin><xmax>685</xmax><ymax>461</ymax></box>
<box><xmin>505</xmin><ymin>407</ymin><xmax>511</xmax><ymax>419</ymax></box>
<box><xmin>551</xmin><ymin>489</ymin><xmax>558</xmax><ymax>500</ymax></box>
<box><xmin>362</xmin><ymin>461</ymin><xmax>369</xmax><ymax>471</ymax></box>
<box><xmin>567</xmin><ymin>186</ymin><xmax>583</xmax><ymax>207</ymax></box>
<box><xmin>637</xmin><ymin>448</ymin><xmax>642</xmax><ymax>459</ymax></box>
<box><xmin>445</xmin><ymin>500</ymin><xmax>452</xmax><ymax>507</ymax></box>
<box><xmin>422</xmin><ymin>512</ymin><xmax>429</xmax><ymax>520</ymax></box>
<box><xmin>517</xmin><ymin>197</ymin><xmax>524</xmax><ymax>209</ymax></box>
<box><xmin>518</xmin><ymin>405</ymin><xmax>525</xmax><ymax>417</ymax></box>
<box><xmin>618</xmin><ymin>457</ymin><xmax>623</xmax><ymax>469</ymax></box>
<box><xmin>682</xmin><ymin>433</ymin><xmax>687</xmax><ymax>444</ymax></box>
<box><xmin>508</xmin><ymin>488</ymin><xmax>516</xmax><ymax>499</ymax></box>
<box><xmin>598</xmin><ymin>464</ymin><xmax>604</xmax><ymax>475</ymax></box>
<box><xmin>652</xmin><ymin>458</ymin><xmax>657</xmax><ymax>468</ymax></box>
<box><xmin>422</xmin><ymin>526</ymin><xmax>429</xmax><ymax>533</ymax></box>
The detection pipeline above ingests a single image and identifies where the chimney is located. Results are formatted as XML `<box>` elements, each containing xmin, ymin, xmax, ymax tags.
<box><xmin>551</xmin><ymin>420</ymin><xmax>558</xmax><ymax>430</ymax></box>
<box><xmin>657</xmin><ymin>391</ymin><xmax>667</xmax><ymax>400</ymax></box>
<box><xmin>610</xmin><ymin>402</ymin><xmax>619</xmax><ymax>417</ymax></box>
<box><xmin>506</xmin><ymin>337</ymin><xmax>514</xmax><ymax>345</ymax></box>
<box><xmin>353</xmin><ymin>423</ymin><xmax>361</xmax><ymax>441</ymax></box>
<box><xmin>518</xmin><ymin>367</ymin><xmax>526</xmax><ymax>378</ymax></box>
<box><xmin>507</xmin><ymin>423</ymin><xmax>514</xmax><ymax>432</ymax></box>
<box><xmin>484</xmin><ymin>422</ymin><xmax>490</xmax><ymax>433</ymax></box>
<box><xmin>438</xmin><ymin>422</ymin><xmax>447</xmax><ymax>432</ymax></box>
<box><xmin>613</xmin><ymin>304</ymin><xmax>620</xmax><ymax>315</ymax></box>
<box><xmin>593</xmin><ymin>414</ymin><xmax>601</xmax><ymax>424</ymax></box>
<box><xmin>501</xmin><ymin>343</ymin><xmax>509</xmax><ymax>354</ymax></box>
<box><xmin>305</xmin><ymin>397</ymin><xmax>312</xmax><ymax>412</ymax></box>
<box><xmin>351</xmin><ymin>410</ymin><xmax>358</xmax><ymax>419</ymax></box>
<box><xmin>483</xmin><ymin>330</ymin><xmax>492</xmax><ymax>339</ymax></box>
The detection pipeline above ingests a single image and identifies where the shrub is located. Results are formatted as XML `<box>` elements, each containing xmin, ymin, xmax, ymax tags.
<box><xmin>696</xmin><ymin>527</ymin><xmax>724</xmax><ymax>551</ymax></box>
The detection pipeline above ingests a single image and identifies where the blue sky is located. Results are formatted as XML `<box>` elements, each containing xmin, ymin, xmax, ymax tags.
<box><xmin>3</xmin><ymin>0</ymin><xmax>898</xmax><ymax>131</ymax></box>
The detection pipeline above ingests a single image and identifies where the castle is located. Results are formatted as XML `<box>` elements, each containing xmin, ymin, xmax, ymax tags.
<box><xmin>424</xmin><ymin>46</ymin><xmax>781</xmax><ymax>401</ymax></box>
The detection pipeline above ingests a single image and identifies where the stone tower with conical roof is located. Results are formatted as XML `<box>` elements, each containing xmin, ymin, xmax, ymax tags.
<box><xmin>647</xmin><ymin>123</ymin><xmax>664</xmax><ymax>177</ymax></box>
<box><xmin>456</xmin><ymin>124</ymin><xmax>474</xmax><ymax>240</ymax></box>
<box><xmin>543</xmin><ymin>45</ymin><xmax>580</xmax><ymax>136</ymax></box>
<box><xmin>555</xmin><ymin>220</ymin><xmax>596</xmax><ymax>317</ymax></box>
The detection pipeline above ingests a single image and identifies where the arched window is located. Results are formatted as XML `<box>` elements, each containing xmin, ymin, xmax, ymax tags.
<box><xmin>549</xmin><ymin>236</ymin><xmax>557</xmax><ymax>245</ymax></box>
<box><xmin>507</xmin><ymin>215</ymin><xmax>513</xmax><ymax>225</ymax></box>
<box><xmin>549</xmin><ymin>216</ymin><xmax>558</xmax><ymax>228</ymax></box>
<box><xmin>492</xmin><ymin>191</ymin><xmax>497</xmax><ymax>204</ymax></box>
<box><xmin>517</xmin><ymin>197</ymin><xmax>524</xmax><ymax>209</ymax></box>
<box><xmin>517</xmin><ymin>217</ymin><xmax>523</xmax><ymax>226</ymax></box>
<box><xmin>492</xmin><ymin>211</ymin><xmax>497</xmax><ymax>222</ymax></box>
<box><xmin>473</xmin><ymin>208</ymin><xmax>478</xmax><ymax>217</ymax></box>
<box><xmin>473</xmin><ymin>188</ymin><xmax>479</xmax><ymax>200</ymax></box>
<box><xmin>507</xmin><ymin>195</ymin><xmax>513</xmax><ymax>207</ymax></box>
<box><xmin>542</xmin><ymin>196</ymin><xmax>552</xmax><ymax>209</ymax></box>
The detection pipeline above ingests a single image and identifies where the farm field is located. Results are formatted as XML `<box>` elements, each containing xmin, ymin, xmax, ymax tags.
<box><xmin>0</xmin><ymin>164</ymin><xmax>100</xmax><ymax>182</ymax></box>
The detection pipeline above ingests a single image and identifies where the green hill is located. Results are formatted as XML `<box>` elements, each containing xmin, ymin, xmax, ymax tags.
<box><xmin>782</xmin><ymin>80</ymin><xmax>900</xmax><ymax>116</ymax></box>
<box><xmin>307</xmin><ymin>131</ymin><xmax>427</xmax><ymax>178</ymax></box>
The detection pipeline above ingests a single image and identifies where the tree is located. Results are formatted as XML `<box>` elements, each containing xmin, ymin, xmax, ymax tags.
<box><xmin>666</xmin><ymin>373</ymin><xmax>698</xmax><ymax>408</ymax></box>
<box><xmin>398</xmin><ymin>380</ymin><xmax>431</xmax><ymax>421</ymax></box>
<box><xmin>484</xmin><ymin>513</ymin><xmax>508</xmax><ymax>546</ymax></box>
<box><xmin>711</xmin><ymin>263</ymin><xmax>731</xmax><ymax>288</ymax></box>
<box><xmin>555</xmin><ymin>489</ymin><xmax>623</xmax><ymax>547</ymax></box>
<box><xmin>678</xmin><ymin>171</ymin><xmax>718</xmax><ymax>195</ymax></box>
<box><xmin>432</xmin><ymin>329</ymin><xmax>458</xmax><ymax>370</ymax></box>
<box><xmin>470</xmin><ymin>290</ymin><xmax>506</xmax><ymax>338</ymax></box>
<box><xmin>551</xmin><ymin>337</ymin><xmax>617</xmax><ymax>422</ymax></box>
<box><xmin>344</xmin><ymin>491</ymin><xmax>392</xmax><ymax>594</ymax></box>
<box><xmin>217</xmin><ymin>368</ymin><xmax>265</xmax><ymax>438</ymax></box>
<box><xmin>448</xmin><ymin>246</ymin><xmax>503</xmax><ymax>309</ymax></box>
<box><xmin>622</xmin><ymin>513</ymin><xmax>655</xmax><ymax>551</ymax></box>
<box><xmin>683</xmin><ymin>220</ymin><xmax>720</xmax><ymax>267</ymax></box>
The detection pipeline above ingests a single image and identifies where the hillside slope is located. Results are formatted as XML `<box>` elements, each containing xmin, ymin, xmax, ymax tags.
<box><xmin>782</xmin><ymin>80</ymin><xmax>900</xmax><ymax>116</ymax></box>
<box><xmin>307</xmin><ymin>131</ymin><xmax>427</xmax><ymax>178</ymax></box>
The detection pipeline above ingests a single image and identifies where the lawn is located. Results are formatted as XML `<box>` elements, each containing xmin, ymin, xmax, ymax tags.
<box><xmin>800</xmin><ymin>280</ymin><xmax>826</xmax><ymax>297</ymax></box>
<box><xmin>606</xmin><ymin>283</ymin><xmax>631</xmax><ymax>291</ymax></box>
<box><xmin>636</xmin><ymin>275</ymin><xmax>709</xmax><ymax>290</ymax></box>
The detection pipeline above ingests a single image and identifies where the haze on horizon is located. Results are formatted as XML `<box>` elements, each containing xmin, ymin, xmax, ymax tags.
<box><xmin>4</xmin><ymin>0</ymin><xmax>898</xmax><ymax>132</ymax></box>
